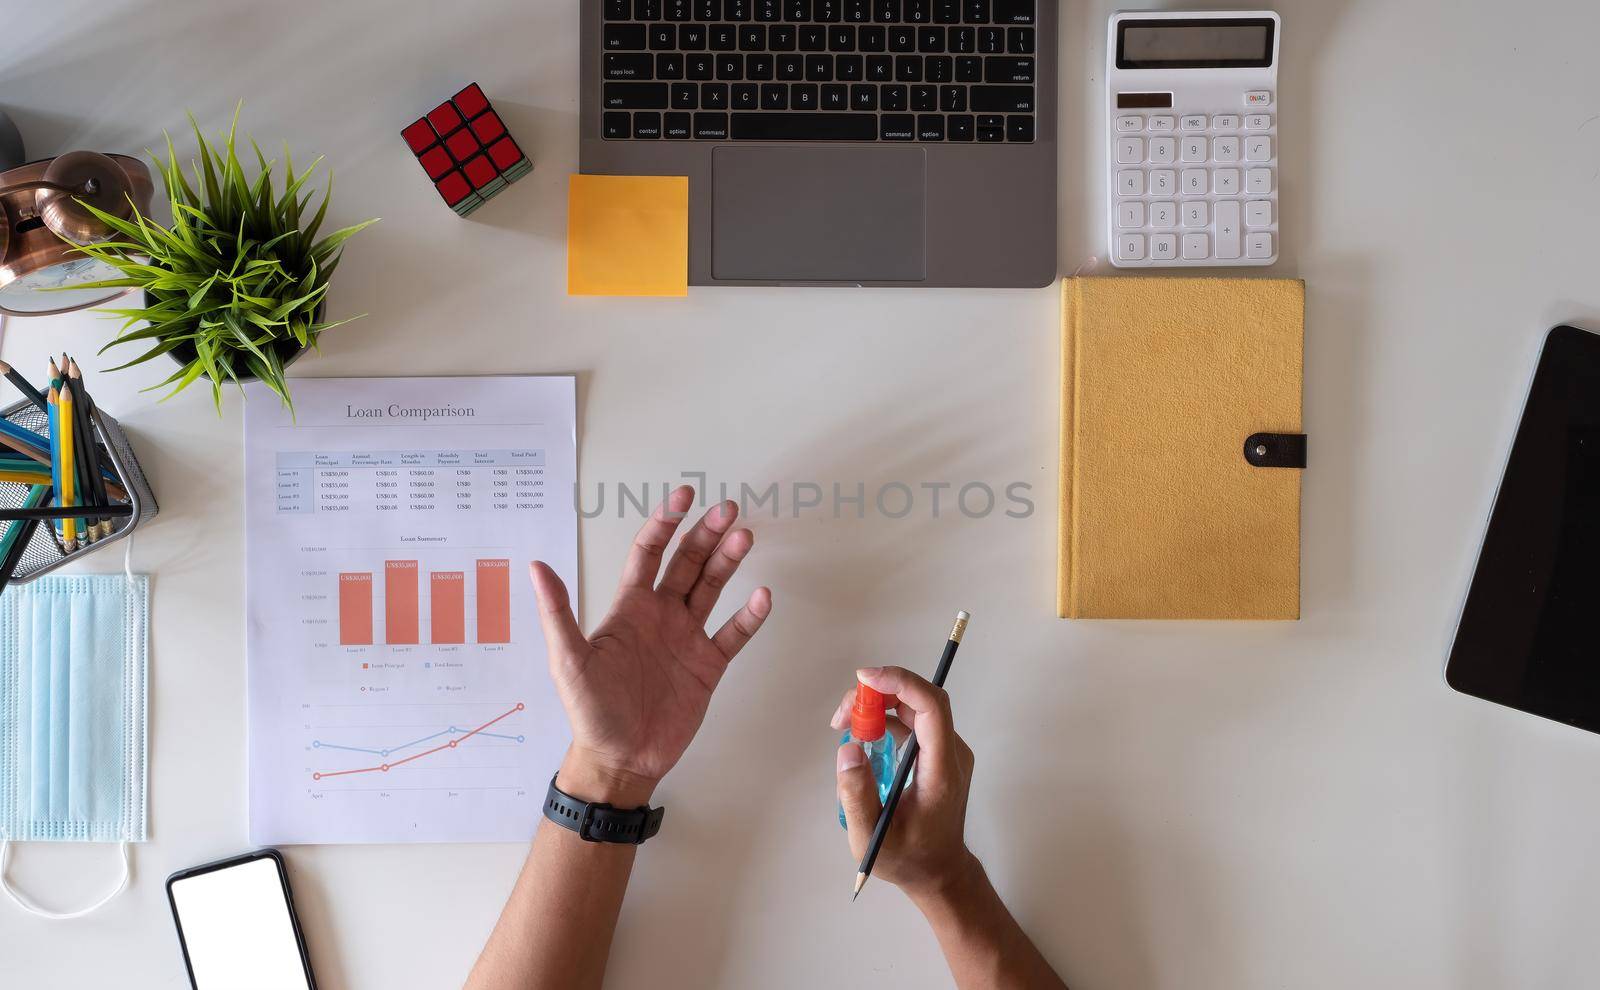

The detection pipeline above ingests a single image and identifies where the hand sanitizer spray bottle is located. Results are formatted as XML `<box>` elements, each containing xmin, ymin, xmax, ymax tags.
<box><xmin>838</xmin><ymin>682</ymin><xmax>898</xmax><ymax>829</ymax></box>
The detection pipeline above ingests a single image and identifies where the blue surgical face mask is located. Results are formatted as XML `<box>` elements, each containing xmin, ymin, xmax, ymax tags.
<box><xmin>0</xmin><ymin>572</ymin><xmax>148</xmax><ymax>919</ymax></box>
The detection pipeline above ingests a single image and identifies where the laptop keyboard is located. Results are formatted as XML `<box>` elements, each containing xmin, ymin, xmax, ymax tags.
<box><xmin>601</xmin><ymin>0</ymin><xmax>1038</xmax><ymax>143</ymax></box>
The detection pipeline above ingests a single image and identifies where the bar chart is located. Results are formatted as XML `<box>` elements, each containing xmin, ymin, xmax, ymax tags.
<box><xmin>337</xmin><ymin>557</ymin><xmax>514</xmax><ymax>646</ymax></box>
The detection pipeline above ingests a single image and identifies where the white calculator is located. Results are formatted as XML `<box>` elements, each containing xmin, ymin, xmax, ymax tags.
<box><xmin>1106</xmin><ymin>11</ymin><xmax>1281</xmax><ymax>268</ymax></box>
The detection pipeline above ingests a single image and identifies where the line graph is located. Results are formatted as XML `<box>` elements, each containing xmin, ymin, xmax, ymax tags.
<box><xmin>312</xmin><ymin>702</ymin><xmax>524</xmax><ymax>780</ymax></box>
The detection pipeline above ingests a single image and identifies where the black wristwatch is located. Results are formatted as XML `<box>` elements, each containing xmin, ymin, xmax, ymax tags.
<box><xmin>543</xmin><ymin>774</ymin><xmax>665</xmax><ymax>844</ymax></box>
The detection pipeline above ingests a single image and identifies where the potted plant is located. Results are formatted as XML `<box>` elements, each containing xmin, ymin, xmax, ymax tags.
<box><xmin>65</xmin><ymin>107</ymin><xmax>376</xmax><ymax>411</ymax></box>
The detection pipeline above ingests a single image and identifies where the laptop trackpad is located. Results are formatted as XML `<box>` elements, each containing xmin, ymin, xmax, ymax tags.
<box><xmin>711</xmin><ymin>146</ymin><xmax>927</xmax><ymax>282</ymax></box>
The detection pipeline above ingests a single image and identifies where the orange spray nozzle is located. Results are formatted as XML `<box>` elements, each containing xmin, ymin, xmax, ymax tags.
<box><xmin>850</xmin><ymin>682</ymin><xmax>887</xmax><ymax>742</ymax></box>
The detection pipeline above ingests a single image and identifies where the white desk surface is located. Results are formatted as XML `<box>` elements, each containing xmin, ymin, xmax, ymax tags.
<box><xmin>6</xmin><ymin>1</ymin><xmax>1600</xmax><ymax>987</ymax></box>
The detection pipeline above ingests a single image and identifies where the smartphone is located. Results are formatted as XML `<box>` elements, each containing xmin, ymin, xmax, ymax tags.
<box><xmin>166</xmin><ymin>849</ymin><xmax>318</xmax><ymax>990</ymax></box>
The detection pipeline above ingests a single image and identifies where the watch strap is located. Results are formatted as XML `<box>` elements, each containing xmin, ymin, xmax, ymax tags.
<box><xmin>543</xmin><ymin>774</ymin><xmax>664</xmax><ymax>844</ymax></box>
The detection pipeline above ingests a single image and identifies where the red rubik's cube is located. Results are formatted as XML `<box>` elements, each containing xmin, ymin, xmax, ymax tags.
<box><xmin>402</xmin><ymin>83</ymin><xmax>532</xmax><ymax>217</ymax></box>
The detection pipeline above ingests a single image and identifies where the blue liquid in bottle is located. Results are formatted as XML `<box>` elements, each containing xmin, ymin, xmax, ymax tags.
<box><xmin>837</xmin><ymin>682</ymin><xmax>904</xmax><ymax>829</ymax></box>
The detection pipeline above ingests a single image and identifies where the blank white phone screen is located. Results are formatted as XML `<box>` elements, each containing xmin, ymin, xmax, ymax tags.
<box><xmin>170</xmin><ymin>857</ymin><xmax>312</xmax><ymax>989</ymax></box>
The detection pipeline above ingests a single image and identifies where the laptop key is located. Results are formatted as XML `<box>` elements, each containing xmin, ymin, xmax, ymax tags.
<box><xmin>846</xmin><ymin>0</ymin><xmax>871</xmax><ymax>21</ymax></box>
<box><xmin>874</xmin><ymin>0</ymin><xmax>901</xmax><ymax>22</ymax></box>
<box><xmin>680</xmin><ymin>24</ymin><xmax>708</xmax><ymax>47</ymax></box>
<box><xmin>949</xmin><ymin>26</ymin><xmax>974</xmax><ymax>52</ymax></box>
<box><xmin>806</xmin><ymin>54</ymin><xmax>834</xmax><ymax>79</ymax></box>
<box><xmin>895</xmin><ymin>54</ymin><xmax>923</xmax><ymax>81</ymax></box>
<box><xmin>905</xmin><ymin>0</ymin><xmax>930</xmax><ymax>22</ymax></box>
<box><xmin>984</xmin><ymin>56</ymin><xmax>1032</xmax><ymax>83</ymax></box>
<box><xmin>948</xmin><ymin>113</ymin><xmax>974</xmax><ymax>140</ymax></box>
<box><xmin>769</xmin><ymin>24</ymin><xmax>796</xmax><ymax>48</ymax></box>
<box><xmin>687</xmin><ymin>54</ymin><xmax>714</xmax><ymax>78</ymax></box>
<box><xmin>889</xmin><ymin>25</ymin><xmax>915</xmax><ymax>50</ymax></box>
<box><xmin>666</xmin><ymin>0</ymin><xmax>693</xmax><ymax>18</ymax></box>
<box><xmin>665</xmin><ymin>112</ymin><xmax>693</xmax><ymax>137</ymax></box>
<box><xmin>822</xmin><ymin>84</ymin><xmax>849</xmax><ymax>109</ymax></box>
<box><xmin>634</xmin><ymin>112</ymin><xmax>663</xmax><ymax>138</ymax></box>
<box><xmin>635</xmin><ymin>0</ymin><xmax>661</xmax><ymax>18</ymax></box>
<box><xmin>606</xmin><ymin>54</ymin><xmax>655</xmax><ymax>79</ymax></box>
<box><xmin>702</xmin><ymin>82</ymin><xmax>730</xmax><ymax>108</ymax></box>
<box><xmin>851</xmin><ymin>83</ymin><xmax>878</xmax><ymax>109</ymax></box>
<box><xmin>671</xmin><ymin>82</ymin><xmax>699</xmax><ymax>108</ymax></box>
<box><xmin>791</xmin><ymin>83</ymin><xmax>819</xmax><ymax>109</ymax></box>
<box><xmin>710</xmin><ymin>24</ymin><xmax>738</xmax><ymax>49</ymax></box>
<box><xmin>970</xmin><ymin>85</ymin><xmax>1031</xmax><ymax>112</ymax></box>
<box><xmin>866</xmin><ymin>54</ymin><xmax>892</xmax><ymax>79</ymax></box>
<box><xmin>605</xmin><ymin>25</ymin><xmax>648</xmax><ymax>49</ymax></box>
<box><xmin>799</xmin><ymin>25</ymin><xmax>827</xmax><ymax>49</ymax></box>
<box><xmin>911</xmin><ymin>84</ymin><xmax>936</xmax><ymax>110</ymax></box>
<box><xmin>934</xmin><ymin>0</ymin><xmax>959</xmax><ymax>23</ymax></box>
<box><xmin>786</xmin><ymin>0</ymin><xmax>811</xmax><ymax>18</ymax></box>
<box><xmin>1006</xmin><ymin>26</ymin><xmax>1033</xmax><ymax>53</ymax></box>
<box><xmin>955</xmin><ymin>56</ymin><xmax>981</xmax><ymax>81</ymax></box>
<box><xmin>978</xmin><ymin>26</ymin><xmax>1003</xmax><ymax>52</ymax></box>
<box><xmin>731</xmin><ymin>112</ymin><xmax>876</xmax><ymax>140</ymax></box>
<box><xmin>1006</xmin><ymin>115</ymin><xmax>1033</xmax><ymax>141</ymax></box>
<box><xmin>859</xmin><ymin>25</ymin><xmax>886</xmax><ymax>49</ymax></box>
<box><xmin>917</xmin><ymin>114</ymin><xmax>945</xmax><ymax>140</ymax></box>
<box><xmin>939</xmin><ymin>84</ymin><xmax>966</xmax><ymax>111</ymax></box>
<box><xmin>761</xmin><ymin>83</ymin><xmax>789</xmax><ymax>108</ymax></box>
<box><xmin>740</xmin><ymin>25</ymin><xmax>766</xmax><ymax>49</ymax></box>
<box><xmin>816</xmin><ymin>0</ymin><xmax>842</xmax><ymax>20</ymax></box>
<box><xmin>746</xmin><ymin>53</ymin><xmax>774</xmax><ymax>78</ymax></box>
<box><xmin>656</xmin><ymin>53</ymin><xmax>685</xmax><ymax>78</ymax></box>
<box><xmin>603</xmin><ymin>112</ymin><xmax>631</xmax><ymax>139</ymax></box>
<box><xmin>830</xmin><ymin>25</ymin><xmax>856</xmax><ymax>50</ymax></box>
<box><xmin>925</xmin><ymin>55</ymin><xmax>952</xmax><ymax>82</ymax></box>
<box><xmin>697</xmin><ymin>0</ymin><xmax>721</xmax><ymax>17</ymax></box>
<box><xmin>963</xmin><ymin>0</ymin><xmax>989</xmax><ymax>21</ymax></box>
<box><xmin>881</xmin><ymin>114</ymin><xmax>916</xmax><ymax>140</ymax></box>
<box><xmin>726</xmin><ymin>0</ymin><xmax>751</xmax><ymax>19</ymax></box>
<box><xmin>881</xmin><ymin>84</ymin><xmax>908</xmax><ymax>110</ymax></box>
<box><xmin>606</xmin><ymin>0</ymin><xmax>631</xmax><ymax>19</ymax></box>
<box><xmin>695</xmin><ymin>112</ymin><xmax>730</xmax><ymax>138</ymax></box>
<box><xmin>837</xmin><ymin>54</ymin><xmax>863</xmax><ymax>79</ymax></box>
<box><xmin>992</xmin><ymin>0</ymin><xmax>1032</xmax><ymax>21</ymax></box>
<box><xmin>649</xmin><ymin>24</ymin><xmax>676</xmax><ymax>49</ymax></box>
<box><xmin>977</xmin><ymin>121</ymin><xmax>1004</xmax><ymax>141</ymax></box>
<box><xmin>756</xmin><ymin>0</ymin><xmax>782</xmax><ymax>18</ymax></box>
<box><xmin>777</xmin><ymin>53</ymin><xmax>804</xmax><ymax>78</ymax></box>
<box><xmin>732</xmin><ymin>83</ymin><xmax>759</xmax><ymax>108</ymax></box>
<box><xmin>605</xmin><ymin>82</ymin><xmax>670</xmax><ymax>108</ymax></box>
<box><xmin>918</xmin><ymin>26</ymin><xmax>944</xmax><ymax>51</ymax></box>
<box><xmin>718</xmin><ymin>54</ymin><xmax>744</xmax><ymax>78</ymax></box>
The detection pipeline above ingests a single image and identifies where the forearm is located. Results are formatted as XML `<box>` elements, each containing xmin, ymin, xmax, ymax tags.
<box><xmin>464</xmin><ymin>751</ymin><xmax>657</xmax><ymax>990</ymax></box>
<box><xmin>909</xmin><ymin>853</ymin><xmax>1068</xmax><ymax>990</ymax></box>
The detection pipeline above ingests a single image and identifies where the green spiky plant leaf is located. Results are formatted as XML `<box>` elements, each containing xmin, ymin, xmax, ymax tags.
<box><xmin>60</xmin><ymin>104</ymin><xmax>377</xmax><ymax>413</ymax></box>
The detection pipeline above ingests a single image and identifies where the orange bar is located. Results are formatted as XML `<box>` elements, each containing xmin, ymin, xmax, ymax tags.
<box><xmin>430</xmin><ymin>571</ymin><xmax>466</xmax><ymax>645</ymax></box>
<box><xmin>476</xmin><ymin>559</ymin><xmax>511</xmax><ymax>644</ymax></box>
<box><xmin>338</xmin><ymin>572</ymin><xmax>373</xmax><ymax>645</ymax></box>
<box><xmin>385</xmin><ymin>560</ymin><xmax>420</xmax><ymax>645</ymax></box>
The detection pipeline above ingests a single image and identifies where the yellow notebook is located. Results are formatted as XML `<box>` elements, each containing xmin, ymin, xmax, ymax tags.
<box><xmin>1059</xmin><ymin>277</ymin><xmax>1305</xmax><ymax>620</ymax></box>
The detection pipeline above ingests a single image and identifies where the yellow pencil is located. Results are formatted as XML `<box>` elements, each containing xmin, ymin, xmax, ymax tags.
<box><xmin>59</xmin><ymin>382</ymin><xmax>77</xmax><ymax>549</ymax></box>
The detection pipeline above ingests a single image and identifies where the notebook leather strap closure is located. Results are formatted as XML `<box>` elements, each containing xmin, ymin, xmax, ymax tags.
<box><xmin>1243</xmin><ymin>432</ymin><xmax>1307</xmax><ymax>469</ymax></box>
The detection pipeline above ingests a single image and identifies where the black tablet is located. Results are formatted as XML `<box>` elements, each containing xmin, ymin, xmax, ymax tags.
<box><xmin>1448</xmin><ymin>325</ymin><xmax>1600</xmax><ymax>733</ymax></box>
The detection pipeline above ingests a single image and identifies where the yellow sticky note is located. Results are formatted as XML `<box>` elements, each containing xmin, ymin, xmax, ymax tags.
<box><xmin>567</xmin><ymin>174</ymin><xmax>689</xmax><ymax>297</ymax></box>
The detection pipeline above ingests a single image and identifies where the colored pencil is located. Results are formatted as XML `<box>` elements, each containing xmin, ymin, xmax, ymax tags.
<box><xmin>0</xmin><ymin>503</ymin><xmax>131</xmax><ymax>523</ymax></box>
<box><xmin>58</xmin><ymin>381</ymin><xmax>77</xmax><ymax>549</ymax></box>
<box><xmin>0</xmin><ymin>516</ymin><xmax>41</xmax><ymax>595</ymax></box>
<box><xmin>0</xmin><ymin>485</ymin><xmax>49</xmax><ymax>562</ymax></box>
<box><xmin>852</xmin><ymin>610</ymin><xmax>971</xmax><ymax>902</ymax></box>
<box><xmin>46</xmin><ymin>388</ymin><xmax>62</xmax><ymax>544</ymax></box>
<box><xmin>0</xmin><ymin>359</ymin><xmax>46</xmax><ymax>412</ymax></box>
<box><xmin>69</xmin><ymin>361</ymin><xmax>115</xmax><ymax>540</ymax></box>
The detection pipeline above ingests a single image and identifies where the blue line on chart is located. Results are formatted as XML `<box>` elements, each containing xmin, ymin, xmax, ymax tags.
<box><xmin>312</xmin><ymin>726</ymin><xmax>525</xmax><ymax>757</ymax></box>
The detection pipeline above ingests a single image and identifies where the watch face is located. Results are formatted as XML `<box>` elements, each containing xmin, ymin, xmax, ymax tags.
<box><xmin>0</xmin><ymin>256</ymin><xmax>126</xmax><ymax>314</ymax></box>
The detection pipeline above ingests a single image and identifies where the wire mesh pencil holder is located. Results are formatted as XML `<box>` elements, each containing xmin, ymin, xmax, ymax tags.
<box><xmin>0</xmin><ymin>398</ymin><xmax>158</xmax><ymax>583</ymax></box>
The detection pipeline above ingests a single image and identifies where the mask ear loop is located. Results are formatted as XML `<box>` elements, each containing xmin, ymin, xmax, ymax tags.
<box><xmin>0</xmin><ymin>836</ymin><xmax>131</xmax><ymax>920</ymax></box>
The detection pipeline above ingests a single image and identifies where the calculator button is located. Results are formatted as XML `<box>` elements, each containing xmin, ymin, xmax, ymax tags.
<box><xmin>1116</xmin><ymin>169</ymin><xmax>1145</xmax><ymax>195</ymax></box>
<box><xmin>1246</xmin><ymin>231</ymin><xmax>1274</xmax><ymax>258</ymax></box>
<box><xmin>1117</xmin><ymin>115</ymin><xmax>1144</xmax><ymax>132</ymax></box>
<box><xmin>1246</xmin><ymin>167</ymin><xmax>1273</xmax><ymax>194</ymax></box>
<box><xmin>1180</xmin><ymin>136</ymin><xmax>1206</xmax><ymax>162</ymax></box>
<box><xmin>1149</xmin><ymin>201</ymin><xmax>1176</xmax><ymax>228</ymax></box>
<box><xmin>1246</xmin><ymin>200</ymin><xmax>1273</xmax><ymax>227</ymax></box>
<box><xmin>1213</xmin><ymin>136</ymin><xmax>1240</xmax><ymax>163</ymax></box>
<box><xmin>1117</xmin><ymin>201</ymin><xmax>1145</xmax><ymax>228</ymax></box>
<box><xmin>1213</xmin><ymin>168</ymin><xmax>1239</xmax><ymax>195</ymax></box>
<box><xmin>1148</xmin><ymin>137</ymin><xmax>1175</xmax><ymax>164</ymax></box>
<box><xmin>1244</xmin><ymin>90</ymin><xmax>1272</xmax><ymax>108</ymax></box>
<box><xmin>1214</xmin><ymin>200</ymin><xmax>1241</xmax><ymax>260</ymax></box>
<box><xmin>1180</xmin><ymin>115</ymin><xmax>1207</xmax><ymax>131</ymax></box>
<box><xmin>1245</xmin><ymin>113</ymin><xmax>1272</xmax><ymax>130</ymax></box>
<box><xmin>1245</xmin><ymin>136</ymin><xmax>1272</xmax><ymax>161</ymax></box>
<box><xmin>1147</xmin><ymin>115</ymin><xmax>1175</xmax><ymax>132</ymax></box>
<box><xmin>1211</xmin><ymin>114</ymin><xmax>1240</xmax><ymax>130</ymax></box>
<box><xmin>1149</xmin><ymin>169</ymin><xmax>1175</xmax><ymax>195</ymax></box>
<box><xmin>1118</xmin><ymin>234</ymin><xmax>1146</xmax><ymax>261</ymax></box>
<box><xmin>1181</xmin><ymin>232</ymin><xmax>1209</xmax><ymax>259</ymax></box>
<box><xmin>1116</xmin><ymin>137</ymin><xmax>1143</xmax><ymax>163</ymax></box>
<box><xmin>1181</xmin><ymin>168</ymin><xmax>1207</xmax><ymax>195</ymax></box>
<box><xmin>1150</xmin><ymin>233</ymin><xmax>1177</xmax><ymax>260</ymax></box>
<box><xmin>1182</xmin><ymin>201</ymin><xmax>1208</xmax><ymax>228</ymax></box>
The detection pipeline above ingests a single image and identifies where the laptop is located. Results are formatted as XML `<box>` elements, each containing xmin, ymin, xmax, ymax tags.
<box><xmin>580</xmin><ymin>0</ymin><xmax>1058</xmax><ymax>288</ymax></box>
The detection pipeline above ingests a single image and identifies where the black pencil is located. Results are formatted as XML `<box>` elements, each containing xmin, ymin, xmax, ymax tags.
<box><xmin>852</xmin><ymin>609</ymin><xmax>971</xmax><ymax>901</ymax></box>
<box><xmin>0</xmin><ymin>515</ymin><xmax>41</xmax><ymax>594</ymax></box>
<box><xmin>67</xmin><ymin>360</ymin><xmax>111</xmax><ymax>539</ymax></box>
<box><xmin>0</xmin><ymin>503</ymin><xmax>132</xmax><ymax>522</ymax></box>
<box><xmin>0</xmin><ymin>359</ymin><xmax>47</xmax><ymax>413</ymax></box>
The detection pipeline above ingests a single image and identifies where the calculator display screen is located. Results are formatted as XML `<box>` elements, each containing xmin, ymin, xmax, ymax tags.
<box><xmin>1117</xmin><ymin>18</ymin><xmax>1275</xmax><ymax>70</ymax></box>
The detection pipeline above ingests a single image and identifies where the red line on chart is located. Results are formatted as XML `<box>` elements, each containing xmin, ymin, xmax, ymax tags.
<box><xmin>311</xmin><ymin>702</ymin><xmax>525</xmax><ymax>780</ymax></box>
